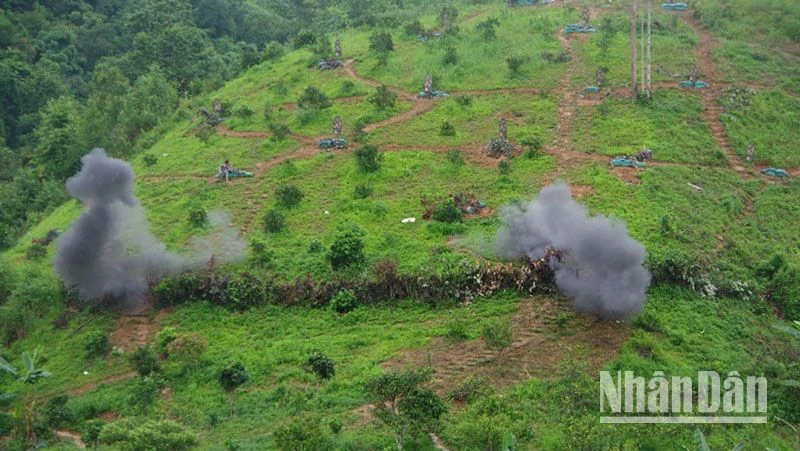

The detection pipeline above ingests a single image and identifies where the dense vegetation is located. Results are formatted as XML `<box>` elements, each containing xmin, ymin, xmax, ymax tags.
<box><xmin>1</xmin><ymin>0</ymin><xmax>799</xmax><ymax>449</ymax></box>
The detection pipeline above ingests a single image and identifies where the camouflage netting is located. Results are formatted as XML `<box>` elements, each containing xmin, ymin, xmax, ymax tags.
<box><xmin>485</xmin><ymin>138</ymin><xmax>518</xmax><ymax>157</ymax></box>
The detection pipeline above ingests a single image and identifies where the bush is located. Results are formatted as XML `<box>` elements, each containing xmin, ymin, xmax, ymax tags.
<box><xmin>444</xmin><ymin>320</ymin><xmax>469</xmax><ymax>341</ymax></box>
<box><xmin>447</xmin><ymin>150</ymin><xmax>464</xmax><ymax>165</ymax></box>
<box><xmin>26</xmin><ymin>243</ymin><xmax>47</xmax><ymax>261</ymax></box>
<box><xmin>142</xmin><ymin>154</ymin><xmax>157</xmax><ymax>166</ymax></box>
<box><xmin>498</xmin><ymin>159</ymin><xmax>512</xmax><ymax>176</ymax></box>
<box><xmin>519</xmin><ymin>135</ymin><xmax>543</xmax><ymax>151</ymax></box>
<box><xmin>443</xmin><ymin>46</ymin><xmax>458</xmax><ymax>65</ymax></box>
<box><xmin>305</xmin><ymin>351</ymin><xmax>336</xmax><ymax>380</ymax></box>
<box><xmin>0</xmin><ymin>260</ymin><xmax>15</xmax><ymax>304</ymax></box>
<box><xmin>476</xmin><ymin>17</ymin><xmax>500</xmax><ymax>40</ymax></box>
<box><xmin>368</xmin><ymin>85</ymin><xmax>397</xmax><ymax>111</ymax></box>
<box><xmin>167</xmin><ymin>333</ymin><xmax>208</xmax><ymax>367</ymax></box>
<box><xmin>440</xmin><ymin>121</ymin><xmax>456</xmax><ymax>137</ymax></box>
<box><xmin>506</xmin><ymin>56</ymin><xmax>526</xmax><ymax>77</ymax></box>
<box><xmin>129</xmin><ymin>376</ymin><xmax>160</xmax><ymax>414</ymax></box>
<box><xmin>294</xmin><ymin>30</ymin><xmax>316</xmax><ymax>48</ymax></box>
<box><xmin>369</xmin><ymin>30</ymin><xmax>394</xmax><ymax>53</ymax></box>
<box><xmin>268</xmin><ymin>122</ymin><xmax>291</xmax><ymax>141</ymax></box>
<box><xmin>42</xmin><ymin>394</ymin><xmax>73</xmax><ymax>428</ymax></box>
<box><xmin>218</xmin><ymin>361</ymin><xmax>249</xmax><ymax>393</ymax></box>
<box><xmin>227</xmin><ymin>273</ymin><xmax>269</xmax><ymax>311</ymax></box>
<box><xmin>328</xmin><ymin>226</ymin><xmax>366</xmax><ymax>270</ymax></box>
<box><xmin>275</xmin><ymin>185</ymin><xmax>304</xmax><ymax>208</ymax></box>
<box><xmin>449</xmin><ymin>376</ymin><xmax>491</xmax><ymax>404</ymax></box>
<box><xmin>188</xmin><ymin>207</ymin><xmax>207</xmax><ymax>227</ymax></box>
<box><xmin>307</xmin><ymin>240</ymin><xmax>324</xmax><ymax>254</ymax></box>
<box><xmin>249</xmin><ymin>238</ymin><xmax>274</xmax><ymax>268</ymax></box>
<box><xmin>129</xmin><ymin>347</ymin><xmax>161</xmax><ymax>377</ymax></box>
<box><xmin>482</xmin><ymin>320</ymin><xmax>513</xmax><ymax>351</ymax></box>
<box><xmin>330</xmin><ymin>289</ymin><xmax>358</xmax><ymax>314</ymax></box>
<box><xmin>297</xmin><ymin>86</ymin><xmax>332</xmax><ymax>111</ymax></box>
<box><xmin>354</xmin><ymin>145</ymin><xmax>383</xmax><ymax>172</ymax></box>
<box><xmin>404</xmin><ymin>20</ymin><xmax>424</xmax><ymax>36</ymax></box>
<box><xmin>155</xmin><ymin>326</ymin><xmax>178</xmax><ymax>353</ymax></box>
<box><xmin>274</xmin><ymin>416</ymin><xmax>330</xmax><ymax>450</ymax></box>
<box><xmin>770</xmin><ymin>264</ymin><xmax>800</xmax><ymax>321</ymax></box>
<box><xmin>454</xmin><ymin>95</ymin><xmax>472</xmax><ymax>107</ymax></box>
<box><xmin>82</xmin><ymin>419</ymin><xmax>105</xmax><ymax>447</ymax></box>
<box><xmin>263</xmin><ymin>209</ymin><xmax>286</xmax><ymax>233</ymax></box>
<box><xmin>84</xmin><ymin>331</ymin><xmax>109</xmax><ymax>359</ymax></box>
<box><xmin>234</xmin><ymin>106</ymin><xmax>254</xmax><ymax>118</ymax></box>
<box><xmin>353</xmin><ymin>184</ymin><xmax>373</xmax><ymax>199</ymax></box>
<box><xmin>431</xmin><ymin>200</ymin><xmax>463</xmax><ymax>223</ymax></box>
<box><xmin>99</xmin><ymin>418</ymin><xmax>197</xmax><ymax>450</ymax></box>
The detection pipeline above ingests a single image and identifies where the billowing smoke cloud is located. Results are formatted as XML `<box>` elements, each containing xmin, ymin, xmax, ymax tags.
<box><xmin>495</xmin><ymin>183</ymin><xmax>651</xmax><ymax>319</ymax></box>
<box><xmin>54</xmin><ymin>149</ymin><xmax>245</xmax><ymax>306</ymax></box>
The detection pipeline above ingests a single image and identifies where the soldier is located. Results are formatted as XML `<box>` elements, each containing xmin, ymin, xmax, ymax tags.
<box><xmin>596</xmin><ymin>67</ymin><xmax>605</xmax><ymax>87</ymax></box>
<box><xmin>499</xmin><ymin>118</ymin><xmax>508</xmax><ymax>142</ymax></box>
<box><xmin>582</xmin><ymin>7</ymin><xmax>590</xmax><ymax>27</ymax></box>
<box><xmin>213</xmin><ymin>99</ymin><xmax>222</xmax><ymax>116</ymax></box>
<box><xmin>746</xmin><ymin>143</ymin><xmax>755</xmax><ymax>162</ymax></box>
<box><xmin>423</xmin><ymin>75</ymin><xmax>433</xmax><ymax>97</ymax></box>
<box><xmin>689</xmin><ymin>64</ymin><xmax>698</xmax><ymax>85</ymax></box>
<box><xmin>335</xmin><ymin>39</ymin><xmax>342</xmax><ymax>59</ymax></box>
<box><xmin>442</xmin><ymin>10</ymin><xmax>450</xmax><ymax>33</ymax></box>
<box><xmin>333</xmin><ymin>116</ymin><xmax>342</xmax><ymax>137</ymax></box>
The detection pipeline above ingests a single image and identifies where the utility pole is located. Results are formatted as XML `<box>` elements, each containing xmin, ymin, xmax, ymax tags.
<box><xmin>631</xmin><ymin>0</ymin><xmax>638</xmax><ymax>96</ymax></box>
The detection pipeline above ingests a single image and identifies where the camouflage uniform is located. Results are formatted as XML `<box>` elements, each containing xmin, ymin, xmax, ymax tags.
<box><xmin>582</xmin><ymin>8</ymin><xmax>590</xmax><ymax>27</ymax></box>
<box><xmin>596</xmin><ymin>67</ymin><xmax>605</xmax><ymax>87</ymax></box>
<box><xmin>499</xmin><ymin>118</ymin><xmax>508</xmax><ymax>142</ymax></box>
<box><xmin>333</xmin><ymin>116</ymin><xmax>342</xmax><ymax>137</ymax></box>
<box><xmin>335</xmin><ymin>39</ymin><xmax>342</xmax><ymax>59</ymax></box>
<box><xmin>423</xmin><ymin>75</ymin><xmax>433</xmax><ymax>96</ymax></box>
<box><xmin>746</xmin><ymin>144</ymin><xmax>755</xmax><ymax>162</ymax></box>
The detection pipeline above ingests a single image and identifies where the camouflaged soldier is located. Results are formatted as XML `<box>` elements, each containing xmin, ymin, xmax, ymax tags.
<box><xmin>499</xmin><ymin>118</ymin><xmax>508</xmax><ymax>142</ymax></box>
<box><xmin>689</xmin><ymin>64</ymin><xmax>698</xmax><ymax>84</ymax></box>
<box><xmin>746</xmin><ymin>143</ymin><xmax>755</xmax><ymax>162</ymax></box>
<box><xmin>333</xmin><ymin>116</ymin><xmax>342</xmax><ymax>137</ymax></box>
<box><xmin>423</xmin><ymin>75</ymin><xmax>433</xmax><ymax>97</ymax></box>
<box><xmin>596</xmin><ymin>67</ymin><xmax>605</xmax><ymax>87</ymax></box>
<box><xmin>582</xmin><ymin>7</ymin><xmax>591</xmax><ymax>27</ymax></box>
<box><xmin>335</xmin><ymin>39</ymin><xmax>342</xmax><ymax>59</ymax></box>
<box><xmin>442</xmin><ymin>10</ymin><xmax>451</xmax><ymax>33</ymax></box>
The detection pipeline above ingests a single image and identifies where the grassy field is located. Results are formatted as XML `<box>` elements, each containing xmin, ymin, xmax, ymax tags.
<box><xmin>2</xmin><ymin>0</ymin><xmax>799</xmax><ymax>449</ymax></box>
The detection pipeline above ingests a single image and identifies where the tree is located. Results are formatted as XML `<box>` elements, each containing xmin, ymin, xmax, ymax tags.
<box><xmin>328</xmin><ymin>225</ymin><xmax>365</xmax><ymax>269</ymax></box>
<box><xmin>218</xmin><ymin>361</ymin><xmax>249</xmax><ymax>412</ymax></box>
<box><xmin>368</xmin><ymin>85</ymin><xmax>397</xmax><ymax>111</ymax></box>
<box><xmin>365</xmin><ymin>368</ymin><xmax>447</xmax><ymax>450</ymax></box>
<box><xmin>297</xmin><ymin>86</ymin><xmax>332</xmax><ymax>111</ymax></box>
<box><xmin>305</xmin><ymin>352</ymin><xmax>335</xmax><ymax>381</ymax></box>
<box><xmin>354</xmin><ymin>144</ymin><xmax>383</xmax><ymax>172</ymax></box>
<box><xmin>1</xmin><ymin>350</ymin><xmax>53</xmax><ymax>444</ymax></box>
<box><xmin>275</xmin><ymin>184</ymin><xmax>304</xmax><ymax>208</ymax></box>
<box><xmin>369</xmin><ymin>30</ymin><xmax>394</xmax><ymax>53</ymax></box>
<box><xmin>33</xmin><ymin>96</ymin><xmax>88</xmax><ymax>180</ymax></box>
<box><xmin>119</xmin><ymin>66</ymin><xmax>178</xmax><ymax>144</ymax></box>
<box><xmin>476</xmin><ymin>17</ymin><xmax>500</xmax><ymax>40</ymax></box>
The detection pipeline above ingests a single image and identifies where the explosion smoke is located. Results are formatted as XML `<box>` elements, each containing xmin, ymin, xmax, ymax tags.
<box><xmin>54</xmin><ymin>149</ymin><xmax>245</xmax><ymax>306</ymax></box>
<box><xmin>495</xmin><ymin>183</ymin><xmax>651</xmax><ymax>319</ymax></box>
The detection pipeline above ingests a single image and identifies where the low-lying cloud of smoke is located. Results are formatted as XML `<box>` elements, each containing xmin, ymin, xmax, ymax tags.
<box><xmin>495</xmin><ymin>183</ymin><xmax>651</xmax><ymax>319</ymax></box>
<box><xmin>54</xmin><ymin>149</ymin><xmax>245</xmax><ymax>307</ymax></box>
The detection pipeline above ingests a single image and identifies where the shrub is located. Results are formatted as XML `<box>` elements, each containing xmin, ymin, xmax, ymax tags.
<box><xmin>328</xmin><ymin>226</ymin><xmax>366</xmax><ymax>269</ymax></box>
<box><xmin>307</xmin><ymin>240</ymin><xmax>324</xmax><ymax>254</ymax></box>
<box><xmin>440</xmin><ymin>121</ymin><xmax>456</xmax><ymax>137</ymax></box>
<box><xmin>249</xmin><ymin>238</ymin><xmax>274</xmax><ymax>268</ymax></box>
<box><xmin>129</xmin><ymin>347</ymin><xmax>161</xmax><ymax>377</ymax></box>
<box><xmin>294</xmin><ymin>30</ymin><xmax>316</xmax><ymax>48</ymax></box>
<box><xmin>368</xmin><ymin>85</ymin><xmax>397</xmax><ymax>111</ymax></box>
<box><xmin>263</xmin><ymin>209</ymin><xmax>286</xmax><ymax>233</ymax></box>
<box><xmin>305</xmin><ymin>351</ymin><xmax>336</xmax><ymax>380</ymax></box>
<box><xmin>354</xmin><ymin>145</ymin><xmax>383</xmax><ymax>172</ymax></box>
<box><xmin>188</xmin><ymin>207</ymin><xmax>207</xmax><ymax>227</ymax></box>
<box><xmin>26</xmin><ymin>243</ymin><xmax>47</xmax><ymax>261</ymax></box>
<box><xmin>129</xmin><ymin>376</ymin><xmax>160</xmax><ymax>414</ymax></box>
<box><xmin>369</xmin><ymin>31</ymin><xmax>394</xmax><ymax>53</ymax></box>
<box><xmin>330</xmin><ymin>289</ymin><xmax>358</xmax><ymax>314</ymax></box>
<box><xmin>506</xmin><ymin>56</ymin><xmax>526</xmax><ymax>77</ymax></box>
<box><xmin>227</xmin><ymin>273</ymin><xmax>269</xmax><ymax>311</ymax></box>
<box><xmin>155</xmin><ymin>326</ymin><xmax>178</xmax><ymax>353</ymax></box>
<box><xmin>498</xmin><ymin>159</ymin><xmax>512</xmax><ymax>176</ymax></box>
<box><xmin>519</xmin><ymin>135</ymin><xmax>543</xmax><ymax>151</ymax></box>
<box><xmin>770</xmin><ymin>264</ymin><xmax>800</xmax><ymax>321</ymax></box>
<box><xmin>482</xmin><ymin>320</ymin><xmax>513</xmax><ymax>351</ymax></box>
<box><xmin>0</xmin><ymin>259</ymin><xmax>15</xmax><ymax>304</ymax></box>
<box><xmin>444</xmin><ymin>320</ymin><xmax>469</xmax><ymax>341</ymax></box>
<box><xmin>82</xmin><ymin>419</ymin><xmax>104</xmax><ymax>447</ymax></box>
<box><xmin>196</xmin><ymin>125</ymin><xmax>217</xmax><ymax>143</ymax></box>
<box><xmin>339</xmin><ymin>79</ymin><xmax>356</xmax><ymax>96</ymax></box>
<box><xmin>152</xmin><ymin>273</ymin><xmax>202</xmax><ymax>308</ymax></box>
<box><xmin>84</xmin><ymin>331</ymin><xmax>109</xmax><ymax>359</ymax></box>
<box><xmin>443</xmin><ymin>46</ymin><xmax>458</xmax><ymax>65</ymax></box>
<box><xmin>268</xmin><ymin>121</ymin><xmax>291</xmax><ymax>141</ymax></box>
<box><xmin>447</xmin><ymin>150</ymin><xmax>464</xmax><ymax>165</ymax></box>
<box><xmin>476</xmin><ymin>17</ymin><xmax>500</xmax><ymax>40</ymax></box>
<box><xmin>275</xmin><ymin>185</ymin><xmax>304</xmax><ymax>208</ymax></box>
<box><xmin>431</xmin><ymin>200</ymin><xmax>463</xmax><ymax>223</ymax></box>
<box><xmin>99</xmin><ymin>418</ymin><xmax>197</xmax><ymax>450</ymax></box>
<box><xmin>218</xmin><ymin>361</ymin><xmax>249</xmax><ymax>393</ymax></box>
<box><xmin>166</xmin><ymin>333</ymin><xmax>208</xmax><ymax>367</ymax></box>
<box><xmin>234</xmin><ymin>106</ymin><xmax>254</xmax><ymax>118</ymax></box>
<box><xmin>142</xmin><ymin>154</ymin><xmax>157</xmax><ymax>167</ymax></box>
<box><xmin>274</xmin><ymin>416</ymin><xmax>330</xmax><ymax>450</ymax></box>
<box><xmin>42</xmin><ymin>394</ymin><xmax>73</xmax><ymax>428</ymax></box>
<box><xmin>297</xmin><ymin>86</ymin><xmax>332</xmax><ymax>111</ymax></box>
<box><xmin>454</xmin><ymin>95</ymin><xmax>472</xmax><ymax>107</ymax></box>
<box><xmin>449</xmin><ymin>376</ymin><xmax>491</xmax><ymax>404</ymax></box>
<box><xmin>404</xmin><ymin>20</ymin><xmax>424</xmax><ymax>36</ymax></box>
<box><xmin>353</xmin><ymin>184</ymin><xmax>373</xmax><ymax>199</ymax></box>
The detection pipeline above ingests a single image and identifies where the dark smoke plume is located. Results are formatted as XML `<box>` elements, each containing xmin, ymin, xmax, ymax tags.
<box><xmin>54</xmin><ymin>149</ymin><xmax>244</xmax><ymax>306</ymax></box>
<box><xmin>495</xmin><ymin>183</ymin><xmax>651</xmax><ymax>319</ymax></box>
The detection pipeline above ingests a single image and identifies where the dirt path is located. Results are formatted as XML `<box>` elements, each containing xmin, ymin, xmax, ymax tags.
<box><xmin>67</xmin><ymin>371</ymin><xmax>138</xmax><ymax>397</ymax></box>
<box><xmin>382</xmin><ymin>297</ymin><xmax>629</xmax><ymax>394</ymax></box>
<box><xmin>217</xmin><ymin>124</ymin><xmax>271</xmax><ymax>139</ymax></box>
<box><xmin>54</xmin><ymin>430</ymin><xmax>86</xmax><ymax>448</ymax></box>
<box><xmin>362</xmin><ymin>100</ymin><xmax>436</xmax><ymax>133</ymax></box>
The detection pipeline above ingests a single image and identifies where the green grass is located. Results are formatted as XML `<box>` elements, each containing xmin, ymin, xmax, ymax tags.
<box><xmin>573</xmin><ymin>90</ymin><xmax>727</xmax><ymax>165</ymax></box>
<box><xmin>357</xmin><ymin>6</ymin><xmax>575</xmax><ymax>92</ymax></box>
<box><xmin>722</xmin><ymin>90</ymin><xmax>800</xmax><ymax>168</ymax></box>
<box><xmin>370</xmin><ymin>93</ymin><xmax>558</xmax><ymax>146</ymax></box>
